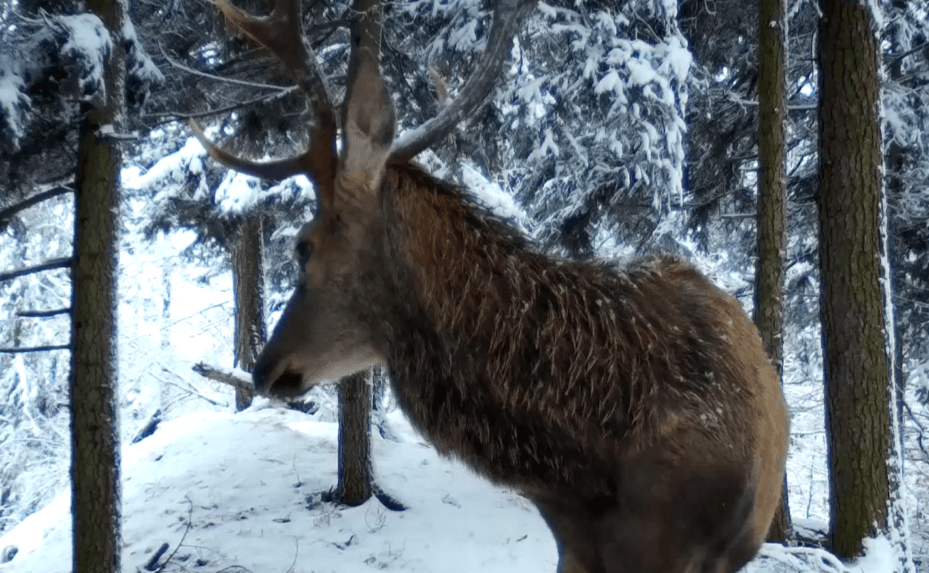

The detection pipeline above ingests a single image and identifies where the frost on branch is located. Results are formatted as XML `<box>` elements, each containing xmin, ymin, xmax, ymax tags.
<box><xmin>495</xmin><ymin>2</ymin><xmax>692</xmax><ymax>255</ymax></box>
<box><xmin>121</xmin><ymin>17</ymin><xmax>164</xmax><ymax>109</ymax></box>
<box><xmin>45</xmin><ymin>13</ymin><xmax>113</xmax><ymax>106</ymax></box>
<box><xmin>0</xmin><ymin>59</ymin><xmax>31</xmax><ymax>153</ymax></box>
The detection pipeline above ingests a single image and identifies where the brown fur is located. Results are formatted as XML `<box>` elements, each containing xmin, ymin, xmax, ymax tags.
<box><xmin>255</xmin><ymin>163</ymin><xmax>789</xmax><ymax>573</ymax></box>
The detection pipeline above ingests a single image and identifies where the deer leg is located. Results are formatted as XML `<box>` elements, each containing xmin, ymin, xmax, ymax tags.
<box><xmin>593</xmin><ymin>449</ymin><xmax>756</xmax><ymax>573</ymax></box>
<box><xmin>532</xmin><ymin>496</ymin><xmax>603</xmax><ymax>573</ymax></box>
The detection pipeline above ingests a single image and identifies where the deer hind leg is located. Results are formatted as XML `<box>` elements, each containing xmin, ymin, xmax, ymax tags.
<box><xmin>596</xmin><ymin>451</ymin><xmax>756</xmax><ymax>573</ymax></box>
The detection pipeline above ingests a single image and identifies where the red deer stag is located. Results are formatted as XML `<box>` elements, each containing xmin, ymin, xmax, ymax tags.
<box><xmin>192</xmin><ymin>1</ymin><xmax>789</xmax><ymax>571</ymax></box>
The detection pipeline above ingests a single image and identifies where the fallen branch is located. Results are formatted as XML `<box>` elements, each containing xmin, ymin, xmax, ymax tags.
<box><xmin>192</xmin><ymin>362</ymin><xmax>254</xmax><ymax>393</ymax></box>
<box><xmin>0</xmin><ymin>257</ymin><xmax>71</xmax><ymax>283</ymax></box>
<box><xmin>132</xmin><ymin>408</ymin><xmax>163</xmax><ymax>445</ymax></box>
<box><xmin>0</xmin><ymin>344</ymin><xmax>69</xmax><ymax>354</ymax></box>
<box><xmin>143</xmin><ymin>542</ymin><xmax>169</xmax><ymax>571</ymax></box>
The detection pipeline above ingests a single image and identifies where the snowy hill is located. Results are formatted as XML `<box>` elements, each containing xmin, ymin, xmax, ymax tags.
<box><xmin>0</xmin><ymin>401</ymin><xmax>896</xmax><ymax>573</ymax></box>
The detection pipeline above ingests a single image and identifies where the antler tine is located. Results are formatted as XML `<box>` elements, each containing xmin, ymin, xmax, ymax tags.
<box><xmin>389</xmin><ymin>0</ymin><xmax>538</xmax><ymax>163</ymax></box>
<box><xmin>191</xmin><ymin>0</ymin><xmax>338</xmax><ymax>188</ymax></box>
<box><xmin>188</xmin><ymin>118</ymin><xmax>317</xmax><ymax>181</ymax></box>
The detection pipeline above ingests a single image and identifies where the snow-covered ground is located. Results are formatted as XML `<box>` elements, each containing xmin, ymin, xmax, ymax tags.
<box><xmin>0</xmin><ymin>399</ymin><xmax>899</xmax><ymax>573</ymax></box>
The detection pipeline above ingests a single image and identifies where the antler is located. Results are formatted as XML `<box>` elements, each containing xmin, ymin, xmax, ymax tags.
<box><xmin>190</xmin><ymin>0</ymin><xmax>337</xmax><ymax>188</ymax></box>
<box><xmin>193</xmin><ymin>0</ymin><xmax>536</xmax><ymax>180</ymax></box>
<box><xmin>389</xmin><ymin>0</ymin><xmax>538</xmax><ymax>163</ymax></box>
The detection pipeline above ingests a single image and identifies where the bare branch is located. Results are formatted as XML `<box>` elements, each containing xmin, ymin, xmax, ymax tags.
<box><xmin>390</xmin><ymin>0</ymin><xmax>538</xmax><ymax>162</ymax></box>
<box><xmin>192</xmin><ymin>362</ymin><xmax>254</xmax><ymax>393</ymax></box>
<box><xmin>143</xmin><ymin>89</ymin><xmax>297</xmax><ymax>127</ymax></box>
<box><xmin>158</xmin><ymin>41</ymin><xmax>291</xmax><ymax>92</ymax></box>
<box><xmin>0</xmin><ymin>344</ymin><xmax>70</xmax><ymax>353</ymax></box>
<box><xmin>0</xmin><ymin>186</ymin><xmax>73</xmax><ymax>225</ymax></box>
<box><xmin>17</xmin><ymin>308</ymin><xmax>71</xmax><ymax>318</ymax></box>
<box><xmin>0</xmin><ymin>257</ymin><xmax>71</xmax><ymax>283</ymax></box>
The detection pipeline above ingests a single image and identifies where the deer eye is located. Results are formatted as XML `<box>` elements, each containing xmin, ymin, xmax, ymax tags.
<box><xmin>295</xmin><ymin>241</ymin><xmax>313</xmax><ymax>267</ymax></box>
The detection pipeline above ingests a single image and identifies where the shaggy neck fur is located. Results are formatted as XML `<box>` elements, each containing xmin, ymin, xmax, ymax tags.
<box><xmin>362</xmin><ymin>164</ymin><xmax>756</xmax><ymax>498</ymax></box>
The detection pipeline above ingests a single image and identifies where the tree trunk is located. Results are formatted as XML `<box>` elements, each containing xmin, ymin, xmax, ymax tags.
<box><xmin>231</xmin><ymin>216</ymin><xmax>265</xmax><ymax>410</ymax></box>
<box><xmin>817</xmin><ymin>0</ymin><xmax>889</xmax><ymax>559</ymax></box>
<box><xmin>755</xmin><ymin>0</ymin><xmax>792</xmax><ymax>544</ymax></box>
<box><xmin>337</xmin><ymin>370</ymin><xmax>373</xmax><ymax>506</ymax></box>
<box><xmin>70</xmin><ymin>0</ymin><xmax>125</xmax><ymax>570</ymax></box>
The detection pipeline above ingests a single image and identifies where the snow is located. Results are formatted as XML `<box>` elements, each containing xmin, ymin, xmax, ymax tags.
<box><xmin>0</xmin><ymin>405</ymin><xmax>558</xmax><ymax>573</ymax></box>
<box><xmin>0</xmin><ymin>399</ymin><xmax>907</xmax><ymax>573</ymax></box>
<box><xmin>459</xmin><ymin>164</ymin><xmax>529</xmax><ymax>228</ymax></box>
<box><xmin>52</xmin><ymin>13</ymin><xmax>112</xmax><ymax>105</ymax></box>
<box><xmin>0</xmin><ymin>60</ymin><xmax>30</xmax><ymax>151</ymax></box>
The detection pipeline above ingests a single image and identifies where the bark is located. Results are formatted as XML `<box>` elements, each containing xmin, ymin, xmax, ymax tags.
<box><xmin>755</xmin><ymin>0</ymin><xmax>792</xmax><ymax>544</ymax></box>
<box><xmin>337</xmin><ymin>370</ymin><xmax>373</xmax><ymax>506</ymax></box>
<box><xmin>70</xmin><ymin>0</ymin><xmax>125</xmax><ymax>569</ymax></box>
<box><xmin>817</xmin><ymin>0</ymin><xmax>889</xmax><ymax>558</ymax></box>
<box><xmin>231</xmin><ymin>216</ymin><xmax>266</xmax><ymax>410</ymax></box>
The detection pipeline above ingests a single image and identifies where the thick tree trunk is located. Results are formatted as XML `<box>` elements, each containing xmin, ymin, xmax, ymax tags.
<box><xmin>755</xmin><ymin>0</ymin><xmax>792</xmax><ymax>544</ymax></box>
<box><xmin>70</xmin><ymin>0</ymin><xmax>125</xmax><ymax>570</ymax></box>
<box><xmin>817</xmin><ymin>0</ymin><xmax>889</xmax><ymax>559</ymax></box>
<box><xmin>231</xmin><ymin>216</ymin><xmax>265</xmax><ymax>410</ymax></box>
<box><xmin>337</xmin><ymin>370</ymin><xmax>373</xmax><ymax>506</ymax></box>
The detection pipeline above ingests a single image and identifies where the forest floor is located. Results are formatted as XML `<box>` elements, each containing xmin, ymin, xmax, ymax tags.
<box><xmin>0</xmin><ymin>399</ymin><xmax>899</xmax><ymax>573</ymax></box>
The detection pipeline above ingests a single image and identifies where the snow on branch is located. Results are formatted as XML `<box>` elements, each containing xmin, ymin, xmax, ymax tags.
<box><xmin>48</xmin><ymin>13</ymin><xmax>113</xmax><ymax>106</ymax></box>
<box><xmin>192</xmin><ymin>362</ymin><xmax>254</xmax><ymax>394</ymax></box>
<box><xmin>0</xmin><ymin>59</ymin><xmax>31</xmax><ymax>153</ymax></box>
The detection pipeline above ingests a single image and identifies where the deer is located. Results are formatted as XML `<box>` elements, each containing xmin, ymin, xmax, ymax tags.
<box><xmin>191</xmin><ymin>0</ymin><xmax>790</xmax><ymax>571</ymax></box>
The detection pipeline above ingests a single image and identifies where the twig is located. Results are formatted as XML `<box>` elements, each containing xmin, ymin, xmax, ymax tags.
<box><xmin>17</xmin><ymin>307</ymin><xmax>70</xmax><ymax>318</ymax></box>
<box><xmin>0</xmin><ymin>257</ymin><xmax>71</xmax><ymax>283</ymax></box>
<box><xmin>0</xmin><ymin>186</ymin><xmax>73</xmax><ymax>224</ymax></box>
<box><xmin>0</xmin><ymin>344</ymin><xmax>69</xmax><ymax>353</ymax></box>
<box><xmin>285</xmin><ymin>538</ymin><xmax>299</xmax><ymax>573</ymax></box>
<box><xmin>156</xmin><ymin>498</ymin><xmax>194</xmax><ymax>572</ymax></box>
<box><xmin>151</xmin><ymin>370</ymin><xmax>224</xmax><ymax>407</ymax></box>
<box><xmin>159</xmin><ymin>42</ymin><xmax>292</xmax><ymax>92</ymax></box>
<box><xmin>903</xmin><ymin>400</ymin><xmax>929</xmax><ymax>461</ymax></box>
<box><xmin>143</xmin><ymin>88</ymin><xmax>298</xmax><ymax>128</ymax></box>
<box><xmin>192</xmin><ymin>362</ymin><xmax>254</xmax><ymax>393</ymax></box>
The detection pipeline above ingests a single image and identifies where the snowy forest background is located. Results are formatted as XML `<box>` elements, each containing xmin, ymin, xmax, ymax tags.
<box><xmin>0</xmin><ymin>0</ymin><xmax>928</xmax><ymax>570</ymax></box>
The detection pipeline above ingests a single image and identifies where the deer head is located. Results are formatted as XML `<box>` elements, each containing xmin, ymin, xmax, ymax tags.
<box><xmin>192</xmin><ymin>0</ymin><xmax>535</xmax><ymax>397</ymax></box>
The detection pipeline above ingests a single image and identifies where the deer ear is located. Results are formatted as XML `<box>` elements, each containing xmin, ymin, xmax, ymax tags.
<box><xmin>341</xmin><ymin>51</ymin><xmax>396</xmax><ymax>192</ymax></box>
